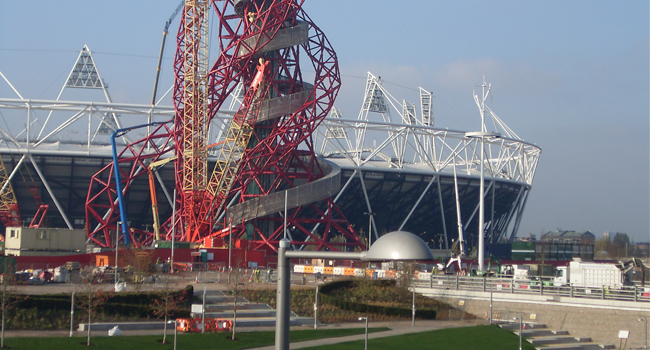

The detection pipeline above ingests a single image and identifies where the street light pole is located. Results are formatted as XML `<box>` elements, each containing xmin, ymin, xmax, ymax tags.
<box><xmin>274</xmin><ymin>231</ymin><xmax>434</xmax><ymax>350</ymax></box>
<box><xmin>314</xmin><ymin>284</ymin><xmax>318</xmax><ymax>330</ymax></box>
<box><xmin>465</xmin><ymin>131</ymin><xmax>500</xmax><ymax>272</ymax></box>
<box><xmin>275</xmin><ymin>239</ymin><xmax>292</xmax><ymax>350</ymax></box>
<box><xmin>478</xmin><ymin>135</ymin><xmax>485</xmax><ymax>271</ymax></box>
<box><xmin>115</xmin><ymin>221</ymin><xmax>121</xmax><ymax>284</ymax></box>
<box><xmin>168</xmin><ymin>320</ymin><xmax>177</xmax><ymax>350</ymax></box>
<box><xmin>170</xmin><ymin>189</ymin><xmax>176</xmax><ymax>274</ymax></box>
<box><xmin>69</xmin><ymin>290</ymin><xmax>74</xmax><ymax>337</ymax></box>
<box><xmin>358</xmin><ymin>316</ymin><xmax>368</xmax><ymax>350</ymax></box>
<box><xmin>202</xmin><ymin>285</ymin><xmax>206</xmax><ymax>333</ymax></box>
<box><xmin>639</xmin><ymin>318</ymin><xmax>648</xmax><ymax>349</ymax></box>
<box><xmin>364</xmin><ymin>212</ymin><xmax>375</xmax><ymax>248</ymax></box>
<box><xmin>411</xmin><ymin>287</ymin><xmax>416</xmax><ymax>327</ymax></box>
<box><xmin>513</xmin><ymin>316</ymin><xmax>522</xmax><ymax>350</ymax></box>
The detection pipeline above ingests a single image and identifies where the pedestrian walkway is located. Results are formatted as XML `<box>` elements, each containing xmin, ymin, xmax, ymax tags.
<box><xmin>246</xmin><ymin>319</ymin><xmax>478</xmax><ymax>350</ymax></box>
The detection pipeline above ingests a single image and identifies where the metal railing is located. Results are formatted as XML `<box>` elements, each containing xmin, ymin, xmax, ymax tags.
<box><xmin>412</xmin><ymin>274</ymin><xmax>649</xmax><ymax>303</ymax></box>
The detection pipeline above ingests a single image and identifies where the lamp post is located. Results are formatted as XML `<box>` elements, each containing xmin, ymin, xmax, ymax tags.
<box><xmin>275</xmin><ymin>231</ymin><xmax>434</xmax><ymax>350</ymax></box>
<box><xmin>69</xmin><ymin>290</ymin><xmax>74</xmax><ymax>337</ymax></box>
<box><xmin>411</xmin><ymin>287</ymin><xmax>416</xmax><ymax>327</ymax></box>
<box><xmin>168</xmin><ymin>320</ymin><xmax>177</xmax><ymax>350</ymax></box>
<box><xmin>358</xmin><ymin>316</ymin><xmax>368</xmax><ymax>350</ymax></box>
<box><xmin>314</xmin><ymin>284</ymin><xmax>318</xmax><ymax>330</ymax></box>
<box><xmin>513</xmin><ymin>316</ymin><xmax>523</xmax><ymax>350</ymax></box>
<box><xmin>115</xmin><ymin>221</ymin><xmax>121</xmax><ymax>284</ymax></box>
<box><xmin>170</xmin><ymin>189</ymin><xmax>176</xmax><ymax>274</ymax></box>
<box><xmin>364</xmin><ymin>212</ymin><xmax>376</xmax><ymax>248</ymax></box>
<box><xmin>465</xmin><ymin>131</ymin><xmax>500</xmax><ymax>271</ymax></box>
<box><xmin>639</xmin><ymin>317</ymin><xmax>648</xmax><ymax>350</ymax></box>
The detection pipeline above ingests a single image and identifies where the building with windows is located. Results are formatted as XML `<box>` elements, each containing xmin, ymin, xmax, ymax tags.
<box><xmin>4</xmin><ymin>227</ymin><xmax>87</xmax><ymax>256</ymax></box>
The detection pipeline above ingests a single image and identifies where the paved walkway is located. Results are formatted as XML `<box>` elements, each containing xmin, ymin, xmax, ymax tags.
<box><xmin>246</xmin><ymin>319</ymin><xmax>479</xmax><ymax>350</ymax></box>
<box><xmin>2</xmin><ymin>319</ymin><xmax>480</xmax><ymax>345</ymax></box>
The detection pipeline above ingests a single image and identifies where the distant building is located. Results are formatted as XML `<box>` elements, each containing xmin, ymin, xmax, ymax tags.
<box><xmin>4</xmin><ymin>227</ymin><xmax>87</xmax><ymax>256</ymax></box>
<box><xmin>542</xmin><ymin>230</ymin><xmax>595</xmax><ymax>244</ymax></box>
<box><xmin>508</xmin><ymin>230</ymin><xmax>596</xmax><ymax>261</ymax></box>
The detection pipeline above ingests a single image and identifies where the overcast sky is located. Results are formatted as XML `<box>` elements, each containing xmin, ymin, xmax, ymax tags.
<box><xmin>1</xmin><ymin>1</ymin><xmax>648</xmax><ymax>242</ymax></box>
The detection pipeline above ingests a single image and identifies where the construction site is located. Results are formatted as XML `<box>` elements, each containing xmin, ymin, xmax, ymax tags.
<box><xmin>4</xmin><ymin>2</ymin><xmax>650</xmax><ymax>349</ymax></box>
<box><xmin>0</xmin><ymin>0</ymin><xmax>540</xmax><ymax>269</ymax></box>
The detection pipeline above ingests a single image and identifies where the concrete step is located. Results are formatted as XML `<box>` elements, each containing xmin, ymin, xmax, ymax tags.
<box><xmin>224</xmin><ymin>316</ymin><xmax>315</xmax><ymax>327</ymax></box>
<box><xmin>193</xmin><ymin>290</ymin><xmax>226</xmax><ymax>297</ymax></box>
<box><xmin>201</xmin><ymin>309</ymin><xmax>277</xmax><ymax>318</ymax></box>
<box><xmin>578</xmin><ymin>345</ymin><xmax>615</xmax><ymax>350</ymax></box>
<box><xmin>80</xmin><ymin>315</ymin><xmax>315</xmax><ymax>332</ymax></box>
<box><xmin>199</xmin><ymin>296</ymin><xmax>249</xmax><ymax>304</ymax></box>
<box><xmin>79</xmin><ymin>321</ymin><xmax>166</xmax><ymax>332</ymax></box>
<box><xmin>528</xmin><ymin>336</ymin><xmax>591</xmax><ymax>345</ymax></box>
<box><xmin>192</xmin><ymin>302</ymin><xmax>270</xmax><ymax>313</ymax></box>
<box><xmin>519</xmin><ymin>329</ymin><xmax>570</xmax><ymax>337</ymax></box>
<box><xmin>499</xmin><ymin>322</ymin><xmax>546</xmax><ymax>330</ymax></box>
<box><xmin>200</xmin><ymin>303</ymin><xmax>272</xmax><ymax>312</ymax></box>
<box><xmin>535</xmin><ymin>343</ymin><xmax>615</xmax><ymax>350</ymax></box>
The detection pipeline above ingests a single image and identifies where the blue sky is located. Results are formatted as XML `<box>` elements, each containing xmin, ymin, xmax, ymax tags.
<box><xmin>1</xmin><ymin>1</ymin><xmax>648</xmax><ymax>242</ymax></box>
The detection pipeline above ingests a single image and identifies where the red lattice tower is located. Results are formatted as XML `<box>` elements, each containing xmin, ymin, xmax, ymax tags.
<box><xmin>85</xmin><ymin>0</ymin><xmax>363</xmax><ymax>252</ymax></box>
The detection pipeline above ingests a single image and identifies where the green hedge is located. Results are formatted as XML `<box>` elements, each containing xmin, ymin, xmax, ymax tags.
<box><xmin>3</xmin><ymin>285</ymin><xmax>194</xmax><ymax>330</ymax></box>
<box><xmin>319</xmin><ymin>280</ymin><xmax>436</xmax><ymax>319</ymax></box>
<box><xmin>16</xmin><ymin>285</ymin><xmax>193</xmax><ymax>316</ymax></box>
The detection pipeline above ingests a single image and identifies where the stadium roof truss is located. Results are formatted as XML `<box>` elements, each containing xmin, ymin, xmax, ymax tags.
<box><xmin>0</xmin><ymin>67</ymin><xmax>541</xmax><ymax>246</ymax></box>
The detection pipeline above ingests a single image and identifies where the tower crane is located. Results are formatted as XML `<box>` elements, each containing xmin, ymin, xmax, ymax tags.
<box><xmin>0</xmin><ymin>157</ymin><xmax>20</xmax><ymax>236</ymax></box>
<box><xmin>151</xmin><ymin>1</ymin><xmax>184</xmax><ymax>106</ymax></box>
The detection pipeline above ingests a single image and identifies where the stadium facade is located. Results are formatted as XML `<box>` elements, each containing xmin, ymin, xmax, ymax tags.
<box><xmin>0</xmin><ymin>51</ymin><xmax>541</xmax><ymax>252</ymax></box>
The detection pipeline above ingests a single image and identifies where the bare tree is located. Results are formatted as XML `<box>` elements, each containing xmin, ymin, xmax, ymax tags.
<box><xmin>75</xmin><ymin>266</ymin><xmax>108</xmax><ymax>347</ymax></box>
<box><xmin>151</xmin><ymin>274</ymin><xmax>184</xmax><ymax>344</ymax></box>
<box><xmin>227</xmin><ymin>260</ymin><xmax>247</xmax><ymax>341</ymax></box>
<box><xmin>0</xmin><ymin>257</ymin><xmax>23</xmax><ymax>348</ymax></box>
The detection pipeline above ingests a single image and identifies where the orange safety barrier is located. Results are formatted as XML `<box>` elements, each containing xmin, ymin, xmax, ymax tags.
<box><xmin>206</xmin><ymin>319</ymin><xmax>233</xmax><ymax>332</ymax></box>
<box><xmin>177</xmin><ymin>318</ymin><xmax>232</xmax><ymax>333</ymax></box>
<box><xmin>343</xmin><ymin>268</ymin><xmax>355</xmax><ymax>276</ymax></box>
<box><xmin>323</xmin><ymin>267</ymin><xmax>334</xmax><ymax>275</ymax></box>
<box><xmin>365</xmin><ymin>269</ymin><xmax>375</xmax><ymax>277</ymax></box>
<box><xmin>176</xmin><ymin>318</ymin><xmax>198</xmax><ymax>332</ymax></box>
<box><xmin>304</xmin><ymin>265</ymin><xmax>314</xmax><ymax>274</ymax></box>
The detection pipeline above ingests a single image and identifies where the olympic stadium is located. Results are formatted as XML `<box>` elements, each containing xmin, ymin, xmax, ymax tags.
<box><xmin>0</xmin><ymin>1</ymin><xmax>541</xmax><ymax>254</ymax></box>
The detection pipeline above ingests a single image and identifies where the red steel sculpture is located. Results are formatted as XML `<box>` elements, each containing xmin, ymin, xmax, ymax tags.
<box><xmin>85</xmin><ymin>0</ymin><xmax>363</xmax><ymax>252</ymax></box>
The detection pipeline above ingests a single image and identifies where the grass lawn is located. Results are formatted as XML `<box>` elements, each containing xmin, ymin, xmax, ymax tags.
<box><xmin>0</xmin><ymin>328</ymin><xmax>388</xmax><ymax>350</ymax></box>
<box><xmin>302</xmin><ymin>325</ymin><xmax>537</xmax><ymax>350</ymax></box>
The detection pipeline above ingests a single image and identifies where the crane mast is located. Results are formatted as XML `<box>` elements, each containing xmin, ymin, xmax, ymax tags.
<box><xmin>178</xmin><ymin>0</ymin><xmax>211</xmax><ymax>240</ymax></box>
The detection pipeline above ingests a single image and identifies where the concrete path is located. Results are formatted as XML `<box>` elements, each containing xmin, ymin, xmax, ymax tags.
<box><xmin>246</xmin><ymin>319</ymin><xmax>479</xmax><ymax>350</ymax></box>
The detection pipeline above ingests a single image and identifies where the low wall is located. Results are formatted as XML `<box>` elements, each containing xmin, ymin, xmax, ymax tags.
<box><xmin>420</xmin><ymin>288</ymin><xmax>648</xmax><ymax>348</ymax></box>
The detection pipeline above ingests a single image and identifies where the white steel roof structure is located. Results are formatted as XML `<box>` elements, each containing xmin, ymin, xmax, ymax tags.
<box><xmin>0</xmin><ymin>60</ymin><xmax>541</xmax><ymax>250</ymax></box>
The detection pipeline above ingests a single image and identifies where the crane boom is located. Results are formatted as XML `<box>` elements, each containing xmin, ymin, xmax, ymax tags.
<box><xmin>206</xmin><ymin>59</ymin><xmax>272</xmax><ymax>222</ymax></box>
<box><xmin>148</xmin><ymin>156</ymin><xmax>177</xmax><ymax>241</ymax></box>
<box><xmin>151</xmin><ymin>1</ymin><xmax>184</xmax><ymax>106</ymax></box>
